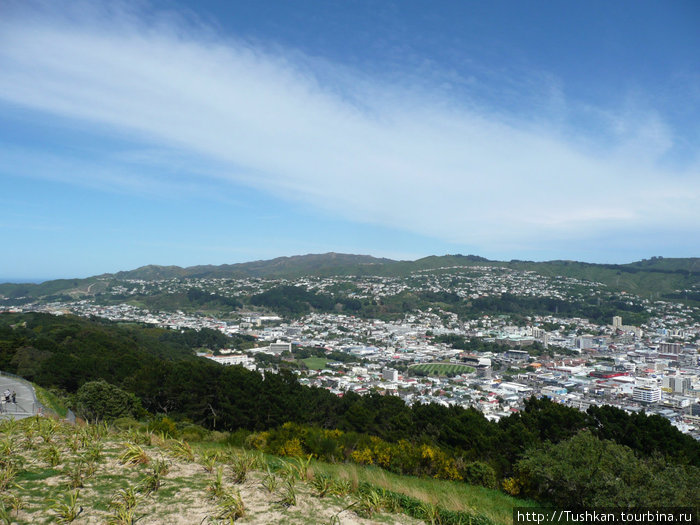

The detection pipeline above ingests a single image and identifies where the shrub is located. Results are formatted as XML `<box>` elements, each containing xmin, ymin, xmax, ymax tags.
<box><xmin>146</xmin><ymin>416</ymin><xmax>178</xmax><ymax>438</ymax></box>
<box><xmin>180</xmin><ymin>424</ymin><xmax>208</xmax><ymax>442</ymax></box>
<box><xmin>74</xmin><ymin>380</ymin><xmax>143</xmax><ymax>423</ymax></box>
<box><xmin>279</xmin><ymin>438</ymin><xmax>304</xmax><ymax>457</ymax></box>
<box><xmin>458</xmin><ymin>460</ymin><xmax>497</xmax><ymax>488</ymax></box>
<box><xmin>225</xmin><ymin>428</ymin><xmax>251</xmax><ymax>447</ymax></box>
<box><xmin>244</xmin><ymin>431</ymin><xmax>268</xmax><ymax>450</ymax></box>
<box><xmin>350</xmin><ymin>448</ymin><xmax>374</xmax><ymax>465</ymax></box>
<box><xmin>208</xmin><ymin>430</ymin><xmax>229</xmax><ymax>443</ymax></box>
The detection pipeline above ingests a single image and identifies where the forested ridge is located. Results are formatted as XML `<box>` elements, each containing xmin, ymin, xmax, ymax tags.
<box><xmin>1</xmin><ymin>312</ymin><xmax>698</xmax><ymax>507</ymax></box>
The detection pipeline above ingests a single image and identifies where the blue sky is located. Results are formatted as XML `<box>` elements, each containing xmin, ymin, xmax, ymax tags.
<box><xmin>1</xmin><ymin>0</ymin><xmax>698</xmax><ymax>281</ymax></box>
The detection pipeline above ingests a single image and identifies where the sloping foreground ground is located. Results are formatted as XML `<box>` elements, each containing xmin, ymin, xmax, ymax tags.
<box><xmin>1</xmin><ymin>416</ymin><xmax>514</xmax><ymax>524</ymax></box>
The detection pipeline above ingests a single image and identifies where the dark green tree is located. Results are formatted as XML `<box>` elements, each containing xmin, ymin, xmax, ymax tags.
<box><xmin>74</xmin><ymin>380</ymin><xmax>143</xmax><ymax>422</ymax></box>
<box><xmin>515</xmin><ymin>430</ymin><xmax>700</xmax><ymax>507</ymax></box>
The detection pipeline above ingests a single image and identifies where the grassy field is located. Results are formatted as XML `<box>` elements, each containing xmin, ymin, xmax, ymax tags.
<box><xmin>409</xmin><ymin>363</ymin><xmax>475</xmax><ymax>376</ymax></box>
<box><xmin>301</xmin><ymin>357</ymin><xmax>329</xmax><ymax>370</ymax></box>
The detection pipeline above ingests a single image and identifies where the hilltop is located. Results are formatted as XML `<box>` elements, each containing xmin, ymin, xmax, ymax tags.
<box><xmin>110</xmin><ymin>253</ymin><xmax>394</xmax><ymax>280</ymax></box>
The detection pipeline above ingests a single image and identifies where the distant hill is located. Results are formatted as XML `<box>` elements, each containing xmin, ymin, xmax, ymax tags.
<box><xmin>110</xmin><ymin>253</ymin><xmax>394</xmax><ymax>280</ymax></box>
<box><xmin>0</xmin><ymin>277</ymin><xmax>103</xmax><ymax>302</ymax></box>
<box><xmin>502</xmin><ymin>258</ymin><xmax>700</xmax><ymax>299</ymax></box>
<box><xmin>1</xmin><ymin>253</ymin><xmax>698</xmax><ymax>304</ymax></box>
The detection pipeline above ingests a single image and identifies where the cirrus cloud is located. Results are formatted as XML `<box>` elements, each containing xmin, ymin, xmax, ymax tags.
<box><xmin>0</xmin><ymin>0</ymin><xmax>697</xmax><ymax>254</ymax></box>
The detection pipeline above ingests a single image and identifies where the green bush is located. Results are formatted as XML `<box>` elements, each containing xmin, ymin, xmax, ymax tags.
<box><xmin>252</xmin><ymin>424</ymin><xmax>467</xmax><ymax>482</ymax></box>
<box><xmin>147</xmin><ymin>415</ymin><xmax>179</xmax><ymax>438</ymax></box>
<box><xmin>459</xmin><ymin>460</ymin><xmax>498</xmax><ymax>489</ymax></box>
<box><xmin>180</xmin><ymin>424</ymin><xmax>209</xmax><ymax>442</ymax></box>
<box><xmin>226</xmin><ymin>429</ymin><xmax>251</xmax><ymax>447</ymax></box>
<box><xmin>74</xmin><ymin>380</ymin><xmax>143</xmax><ymax>423</ymax></box>
<box><xmin>207</xmin><ymin>431</ymin><xmax>230</xmax><ymax>443</ymax></box>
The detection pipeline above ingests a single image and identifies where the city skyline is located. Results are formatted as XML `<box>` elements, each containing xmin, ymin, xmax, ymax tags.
<box><xmin>1</xmin><ymin>0</ymin><xmax>699</xmax><ymax>280</ymax></box>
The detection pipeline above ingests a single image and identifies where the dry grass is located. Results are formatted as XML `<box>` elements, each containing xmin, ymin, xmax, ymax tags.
<box><xmin>0</xmin><ymin>417</ymin><xmax>427</xmax><ymax>524</ymax></box>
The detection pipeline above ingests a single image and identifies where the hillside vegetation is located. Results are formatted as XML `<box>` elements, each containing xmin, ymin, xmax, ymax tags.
<box><xmin>2</xmin><ymin>254</ymin><xmax>698</xmax><ymax>305</ymax></box>
<box><xmin>1</xmin><ymin>312</ymin><xmax>698</xmax><ymax>512</ymax></box>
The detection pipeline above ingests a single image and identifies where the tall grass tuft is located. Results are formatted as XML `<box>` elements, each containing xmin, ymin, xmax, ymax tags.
<box><xmin>106</xmin><ymin>506</ymin><xmax>143</xmax><ymax>525</ymax></box>
<box><xmin>229</xmin><ymin>452</ymin><xmax>255</xmax><ymax>484</ymax></box>
<box><xmin>108</xmin><ymin>486</ymin><xmax>141</xmax><ymax>524</ymax></box>
<box><xmin>206</xmin><ymin>467</ymin><xmax>226</xmax><ymax>500</ymax></box>
<box><xmin>261</xmin><ymin>466</ymin><xmax>279</xmax><ymax>493</ymax></box>
<box><xmin>0</xmin><ymin>503</ymin><xmax>11</xmax><ymax>525</ymax></box>
<box><xmin>310</xmin><ymin>473</ymin><xmax>334</xmax><ymax>498</ymax></box>
<box><xmin>167</xmin><ymin>439</ymin><xmax>194</xmax><ymax>462</ymax></box>
<box><xmin>64</xmin><ymin>462</ymin><xmax>86</xmax><ymax>489</ymax></box>
<box><xmin>199</xmin><ymin>450</ymin><xmax>220</xmax><ymax>473</ymax></box>
<box><xmin>279</xmin><ymin>478</ymin><xmax>297</xmax><ymax>507</ymax></box>
<box><xmin>51</xmin><ymin>489</ymin><xmax>83</xmax><ymax>524</ymax></box>
<box><xmin>110</xmin><ymin>487</ymin><xmax>139</xmax><ymax>511</ymax></box>
<box><xmin>418</xmin><ymin>501</ymin><xmax>442</xmax><ymax>525</ymax></box>
<box><xmin>119</xmin><ymin>444</ymin><xmax>150</xmax><ymax>466</ymax></box>
<box><xmin>353</xmin><ymin>487</ymin><xmax>383</xmax><ymax>519</ymax></box>
<box><xmin>0</xmin><ymin>494</ymin><xmax>23</xmax><ymax>521</ymax></box>
<box><xmin>40</xmin><ymin>444</ymin><xmax>62</xmax><ymax>467</ymax></box>
<box><xmin>138</xmin><ymin>459</ymin><xmax>169</xmax><ymax>495</ymax></box>
<box><xmin>0</xmin><ymin>465</ymin><xmax>19</xmax><ymax>492</ymax></box>
<box><xmin>215</xmin><ymin>490</ymin><xmax>245</xmax><ymax>522</ymax></box>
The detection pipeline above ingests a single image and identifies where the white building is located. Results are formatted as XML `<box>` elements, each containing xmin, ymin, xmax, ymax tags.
<box><xmin>205</xmin><ymin>354</ymin><xmax>256</xmax><ymax>370</ymax></box>
<box><xmin>633</xmin><ymin>384</ymin><xmax>661</xmax><ymax>404</ymax></box>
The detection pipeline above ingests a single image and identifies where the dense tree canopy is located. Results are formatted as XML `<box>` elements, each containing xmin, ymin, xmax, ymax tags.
<box><xmin>515</xmin><ymin>431</ymin><xmax>700</xmax><ymax>507</ymax></box>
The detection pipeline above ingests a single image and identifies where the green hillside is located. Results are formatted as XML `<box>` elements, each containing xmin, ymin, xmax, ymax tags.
<box><xmin>504</xmin><ymin>258</ymin><xmax>699</xmax><ymax>299</ymax></box>
<box><xmin>0</xmin><ymin>277</ymin><xmax>105</xmax><ymax>304</ymax></box>
<box><xmin>111</xmin><ymin>253</ymin><xmax>394</xmax><ymax>280</ymax></box>
<box><xmin>3</xmin><ymin>254</ymin><xmax>697</xmax><ymax>305</ymax></box>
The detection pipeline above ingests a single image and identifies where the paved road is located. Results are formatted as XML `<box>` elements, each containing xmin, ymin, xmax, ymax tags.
<box><xmin>0</xmin><ymin>373</ymin><xmax>39</xmax><ymax>419</ymax></box>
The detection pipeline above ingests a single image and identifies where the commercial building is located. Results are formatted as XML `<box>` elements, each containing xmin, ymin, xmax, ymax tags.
<box><xmin>633</xmin><ymin>384</ymin><xmax>661</xmax><ymax>404</ymax></box>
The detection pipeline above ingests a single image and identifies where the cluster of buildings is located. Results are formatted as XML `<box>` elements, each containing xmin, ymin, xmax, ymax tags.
<box><xmin>2</xmin><ymin>265</ymin><xmax>699</xmax><ymax>438</ymax></box>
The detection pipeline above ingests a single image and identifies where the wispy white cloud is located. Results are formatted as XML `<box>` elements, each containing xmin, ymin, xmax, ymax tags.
<box><xmin>0</xmin><ymin>0</ymin><xmax>697</xmax><ymax>252</ymax></box>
